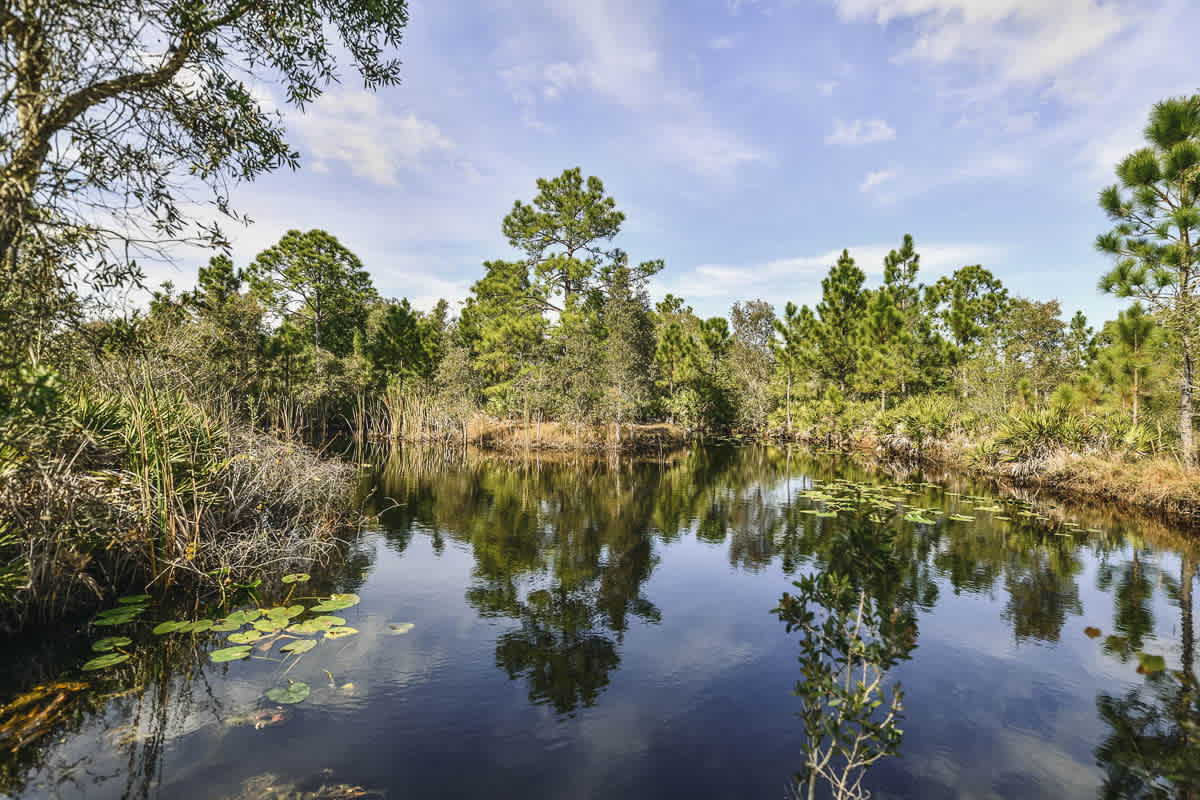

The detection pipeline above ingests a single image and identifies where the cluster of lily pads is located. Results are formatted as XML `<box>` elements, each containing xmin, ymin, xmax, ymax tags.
<box><xmin>794</xmin><ymin>479</ymin><xmax>1103</xmax><ymax>534</ymax></box>
<box><xmin>84</xmin><ymin>573</ymin><xmax>415</xmax><ymax>705</ymax></box>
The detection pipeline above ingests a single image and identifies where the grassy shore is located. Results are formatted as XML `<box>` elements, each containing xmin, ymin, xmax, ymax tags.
<box><xmin>0</xmin><ymin>364</ymin><xmax>360</xmax><ymax>635</ymax></box>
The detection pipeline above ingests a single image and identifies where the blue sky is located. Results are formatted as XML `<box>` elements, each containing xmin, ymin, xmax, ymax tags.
<box><xmin>151</xmin><ymin>0</ymin><xmax>1196</xmax><ymax>325</ymax></box>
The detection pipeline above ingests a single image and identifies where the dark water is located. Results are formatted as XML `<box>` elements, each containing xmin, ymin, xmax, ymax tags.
<box><xmin>2</xmin><ymin>446</ymin><xmax>1198</xmax><ymax>800</ymax></box>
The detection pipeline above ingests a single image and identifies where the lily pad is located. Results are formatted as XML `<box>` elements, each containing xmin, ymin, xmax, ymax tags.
<box><xmin>211</xmin><ymin>619</ymin><xmax>243</xmax><ymax>632</ymax></box>
<box><xmin>281</xmin><ymin>573</ymin><xmax>310</xmax><ymax>584</ymax></box>
<box><xmin>266</xmin><ymin>681</ymin><xmax>310</xmax><ymax>704</ymax></box>
<box><xmin>184</xmin><ymin>619</ymin><xmax>214</xmax><ymax>634</ymax></box>
<box><xmin>324</xmin><ymin>626</ymin><xmax>359</xmax><ymax>640</ymax></box>
<box><xmin>1136</xmin><ymin>652</ymin><xmax>1167</xmax><ymax>675</ymax></box>
<box><xmin>1084</xmin><ymin>627</ymin><xmax>1102</xmax><ymax>639</ymax></box>
<box><xmin>1105</xmin><ymin>635</ymin><xmax>1129</xmax><ymax>651</ymax></box>
<box><xmin>228</xmin><ymin>630</ymin><xmax>263</xmax><ymax>644</ymax></box>
<box><xmin>82</xmin><ymin>652</ymin><xmax>130</xmax><ymax>671</ymax></box>
<box><xmin>279</xmin><ymin>639</ymin><xmax>317</xmax><ymax>655</ymax></box>
<box><xmin>94</xmin><ymin>607</ymin><xmax>144</xmax><ymax>626</ymax></box>
<box><xmin>973</xmin><ymin>505</ymin><xmax>1004</xmax><ymax>512</ymax></box>
<box><xmin>210</xmin><ymin>645</ymin><xmax>253</xmax><ymax>663</ymax></box>
<box><xmin>92</xmin><ymin>636</ymin><xmax>133</xmax><ymax>652</ymax></box>
<box><xmin>253</xmin><ymin>618</ymin><xmax>286</xmax><ymax>633</ymax></box>
<box><xmin>904</xmin><ymin>511</ymin><xmax>935</xmax><ymax>525</ymax></box>
<box><xmin>948</xmin><ymin>514</ymin><xmax>976</xmax><ymax>522</ymax></box>
<box><xmin>310</xmin><ymin>593</ymin><xmax>361</xmax><ymax>613</ymax></box>
<box><xmin>389</xmin><ymin>623</ymin><xmax>415</xmax><ymax>635</ymax></box>
<box><xmin>152</xmin><ymin>620</ymin><xmax>188</xmax><ymax>635</ymax></box>
<box><xmin>117</xmin><ymin>595</ymin><xmax>151</xmax><ymax>605</ymax></box>
<box><xmin>264</xmin><ymin>605</ymin><xmax>306</xmax><ymax>620</ymax></box>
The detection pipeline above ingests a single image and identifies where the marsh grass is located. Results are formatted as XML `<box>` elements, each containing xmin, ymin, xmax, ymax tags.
<box><xmin>0</xmin><ymin>359</ymin><xmax>359</xmax><ymax>634</ymax></box>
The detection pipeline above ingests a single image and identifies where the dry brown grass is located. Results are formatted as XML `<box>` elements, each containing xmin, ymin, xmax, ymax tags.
<box><xmin>469</xmin><ymin>418</ymin><xmax>689</xmax><ymax>454</ymax></box>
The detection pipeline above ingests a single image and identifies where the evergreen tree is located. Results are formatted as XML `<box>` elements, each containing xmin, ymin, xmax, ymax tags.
<box><xmin>1097</xmin><ymin>94</ymin><xmax>1200</xmax><ymax>466</ymax></box>
<box><xmin>601</xmin><ymin>265</ymin><xmax>655</xmax><ymax>441</ymax></box>
<box><xmin>814</xmin><ymin>250</ymin><xmax>867</xmax><ymax>393</ymax></box>
<box><xmin>246</xmin><ymin>229</ymin><xmax>377</xmax><ymax>357</ymax></box>
<box><xmin>772</xmin><ymin>302</ymin><xmax>817</xmax><ymax>437</ymax></box>
<box><xmin>856</xmin><ymin>287</ymin><xmax>905</xmax><ymax>411</ymax></box>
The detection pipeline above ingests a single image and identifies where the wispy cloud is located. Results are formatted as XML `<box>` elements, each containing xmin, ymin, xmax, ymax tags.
<box><xmin>816</xmin><ymin>80</ymin><xmax>839</xmax><ymax>96</ymax></box>
<box><xmin>292</xmin><ymin>89</ymin><xmax>454</xmax><ymax>185</ymax></box>
<box><xmin>826</xmin><ymin>118</ymin><xmax>896</xmax><ymax>146</ymax></box>
<box><xmin>860</xmin><ymin>168</ymin><xmax>898</xmax><ymax>192</ymax></box>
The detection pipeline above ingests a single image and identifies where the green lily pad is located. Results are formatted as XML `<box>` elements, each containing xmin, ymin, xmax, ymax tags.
<box><xmin>253</xmin><ymin>618</ymin><xmax>286</xmax><ymax>633</ymax></box>
<box><xmin>210</xmin><ymin>645</ymin><xmax>253</xmax><ymax>663</ymax></box>
<box><xmin>389</xmin><ymin>623</ymin><xmax>415</xmax><ymax>635</ymax></box>
<box><xmin>1136</xmin><ymin>652</ymin><xmax>1167</xmax><ymax>675</ymax></box>
<box><xmin>211</xmin><ymin>619</ymin><xmax>243</xmax><ymax>632</ymax></box>
<box><xmin>266</xmin><ymin>681</ymin><xmax>310</xmax><ymax>704</ymax></box>
<box><xmin>117</xmin><ymin>594</ymin><xmax>151</xmax><ymax>605</ymax></box>
<box><xmin>82</xmin><ymin>652</ymin><xmax>130</xmax><ymax>671</ymax></box>
<box><xmin>993</xmin><ymin>515</ymin><xmax>1012</xmax><ymax>521</ymax></box>
<box><xmin>310</xmin><ymin>594</ymin><xmax>361</xmax><ymax>613</ymax></box>
<box><xmin>324</xmin><ymin>626</ymin><xmax>359</xmax><ymax>640</ymax></box>
<box><xmin>265</xmin><ymin>605</ymin><xmax>306</xmax><ymax>620</ymax></box>
<box><xmin>92</xmin><ymin>636</ymin><xmax>133</xmax><ymax>652</ymax></box>
<box><xmin>280</xmin><ymin>639</ymin><xmax>317</xmax><ymax>654</ymax></box>
<box><xmin>904</xmin><ymin>511</ymin><xmax>935</xmax><ymax>524</ymax></box>
<box><xmin>948</xmin><ymin>514</ymin><xmax>976</xmax><ymax>522</ymax></box>
<box><xmin>184</xmin><ymin>619</ymin><xmax>214</xmax><ymax>634</ymax></box>
<box><xmin>94</xmin><ymin>607</ymin><xmax>144</xmax><ymax>626</ymax></box>
<box><xmin>974</xmin><ymin>505</ymin><xmax>1004</xmax><ymax>512</ymax></box>
<box><xmin>281</xmin><ymin>573</ymin><xmax>310</xmax><ymax>584</ymax></box>
<box><xmin>228</xmin><ymin>630</ymin><xmax>263</xmax><ymax>644</ymax></box>
<box><xmin>152</xmin><ymin>620</ymin><xmax>188</xmax><ymax>635</ymax></box>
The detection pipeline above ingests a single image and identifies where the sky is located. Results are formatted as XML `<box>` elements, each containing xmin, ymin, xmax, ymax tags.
<box><xmin>148</xmin><ymin>0</ymin><xmax>1197</xmax><ymax>325</ymax></box>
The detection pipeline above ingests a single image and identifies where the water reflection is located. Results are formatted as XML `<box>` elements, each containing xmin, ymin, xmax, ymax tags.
<box><xmin>0</xmin><ymin>445</ymin><xmax>1197</xmax><ymax>799</ymax></box>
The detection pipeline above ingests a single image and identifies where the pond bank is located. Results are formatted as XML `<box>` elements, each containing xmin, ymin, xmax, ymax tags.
<box><xmin>468</xmin><ymin>420</ymin><xmax>690</xmax><ymax>455</ymax></box>
<box><xmin>850</xmin><ymin>437</ymin><xmax>1200</xmax><ymax>528</ymax></box>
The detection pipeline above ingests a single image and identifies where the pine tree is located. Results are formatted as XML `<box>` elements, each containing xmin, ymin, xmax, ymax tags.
<box><xmin>772</xmin><ymin>302</ymin><xmax>817</xmax><ymax>437</ymax></box>
<box><xmin>1097</xmin><ymin>94</ymin><xmax>1200</xmax><ymax>466</ymax></box>
<box><xmin>814</xmin><ymin>250</ymin><xmax>867</xmax><ymax>393</ymax></box>
<box><xmin>601</xmin><ymin>264</ymin><xmax>655</xmax><ymax>442</ymax></box>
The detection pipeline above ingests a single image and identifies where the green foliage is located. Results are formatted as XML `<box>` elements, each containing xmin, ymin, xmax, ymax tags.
<box><xmin>1096</xmin><ymin>94</ymin><xmax>1200</xmax><ymax>465</ymax></box>
<box><xmin>246</xmin><ymin>229</ymin><xmax>378</xmax><ymax>356</ymax></box>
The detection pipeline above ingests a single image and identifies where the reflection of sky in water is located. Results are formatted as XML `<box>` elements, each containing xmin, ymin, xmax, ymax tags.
<box><xmin>3</xmin><ymin>450</ymin><xmax>1196</xmax><ymax>799</ymax></box>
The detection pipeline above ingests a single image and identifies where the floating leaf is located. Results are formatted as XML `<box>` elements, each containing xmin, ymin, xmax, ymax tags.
<box><xmin>265</xmin><ymin>604</ymin><xmax>306</xmax><ymax>619</ymax></box>
<box><xmin>117</xmin><ymin>595</ymin><xmax>151</xmax><ymax>605</ymax></box>
<box><xmin>94</xmin><ymin>607</ymin><xmax>144</xmax><ymax>626</ymax></box>
<box><xmin>152</xmin><ymin>620</ymin><xmax>188</xmax><ymax>635</ymax></box>
<box><xmin>973</xmin><ymin>505</ymin><xmax>1004</xmax><ymax>512</ymax></box>
<box><xmin>389</xmin><ymin>623</ymin><xmax>414</xmax><ymax>635</ymax></box>
<box><xmin>228</xmin><ymin>630</ymin><xmax>263</xmax><ymax>644</ymax></box>
<box><xmin>1136</xmin><ymin>652</ymin><xmax>1167</xmax><ymax>675</ymax></box>
<box><xmin>310</xmin><ymin>594</ymin><xmax>360</xmax><ymax>613</ymax></box>
<box><xmin>904</xmin><ymin>511</ymin><xmax>934</xmax><ymax>525</ymax></box>
<box><xmin>993</xmin><ymin>515</ymin><xmax>1012</xmax><ymax>521</ymax></box>
<box><xmin>814</xmin><ymin>511</ymin><xmax>838</xmax><ymax>519</ymax></box>
<box><xmin>266</xmin><ymin>681</ymin><xmax>310</xmax><ymax>704</ymax></box>
<box><xmin>324</xmin><ymin>626</ymin><xmax>359</xmax><ymax>640</ymax></box>
<box><xmin>1084</xmin><ymin>627</ymin><xmax>1102</xmax><ymax>639</ymax></box>
<box><xmin>1105</xmin><ymin>635</ymin><xmax>1129</xmax><ymax>651</ymax></box>
<box><xmin>280</xmin><ymin>639</ymin><xmax>317</xmax><ymax>655</ymax></box>
<box><xmin>210</xmin><ymin>645</ymin><xmax>253</xmax><ymax>663</ymax></box>
<box><xmin>253</xmin><ymin>618</ymin><xmax>286</xmax><ymax>633</ymax></box>
<box><xmin>185</xmin><ymin>619</ymin><xmax>214</xmax><ymax>634</ymax></box>
<box><xmin>92</xmin><ymin>636</ymin><xmax>132</xmax><ymax>652</ymax></box>
<box><xmin>82</xmin><ymin>652</ymin><xmax>130</xmax><ymax>671</ymax></box>
<box><xmin>281</xmin><ymin>573</ymin><xmax>310</xmax><ymax>584</ymax></box>
<box><xmin>211</xmin><ymin>619</ymin><xmax>243</xmax><ymax>632</ymax></box>
<box><xmin>948</xmin><ymin>514</ymin><xmax>976</xmax><ymax>522</ymax></box>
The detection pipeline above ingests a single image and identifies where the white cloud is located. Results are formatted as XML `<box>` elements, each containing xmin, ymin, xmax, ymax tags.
<box><xmin>860</xmin><ymin>167</ymin><xmax>898</xmax><ymax>192</ymax></box>
<box><xmin>829</xmin><ymin>0</ymin><xmax>1128</xmax><ymax>90</ymax></box>
<box><xmin>498</xmin><ymin>0</ymin><xmax>766</xmax><ymax>178</ymax></box>
<box><xmin>816</xmin><ymin>79</ymin><xmax>839</xmax><ymax>96</ymax></box>
<box><xmin>292</xmin><ymin>89</ymin><xmax>453</xmax><ymax>185</ymax></box>
<box><xmin>826</xmin><ymin>118</ymin><xmax>896</xmax><ymax>146</ymax></box>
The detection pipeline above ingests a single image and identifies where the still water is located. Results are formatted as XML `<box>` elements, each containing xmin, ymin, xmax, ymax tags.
<box><xmin>1</xmin><ymin>446</ymin><xmax>1197</xmax><ymax>799</ymax></box>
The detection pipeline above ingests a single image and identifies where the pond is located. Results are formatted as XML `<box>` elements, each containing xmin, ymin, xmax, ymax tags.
<box><xmin>1</xmin><ymin>446</ymin><xmax>1197</xmax><ymax>799</ymax></box>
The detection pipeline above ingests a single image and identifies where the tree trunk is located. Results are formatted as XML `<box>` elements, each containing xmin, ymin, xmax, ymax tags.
<box><xmin>786</xmin><ymin>371</ymin><xmax>793</xmax><ymax>439</ymax></box>
<box><xmin>1133</xmin><ymin>369</ymin><xmax>1140</xmax><ymax>428</ymax></box>
<box><xmin>1182</xmin><ymin>336</ymin><xmax>1194</xmax><ymax>467</ymax></box>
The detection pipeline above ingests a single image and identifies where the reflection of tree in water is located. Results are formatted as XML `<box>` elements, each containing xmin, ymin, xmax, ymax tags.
<box><xmin>776</xmin><ymin>523</ymin><xmax>919</xmax><ymax>800</ymax></box>
<box><xmin>1093</xmin><ymin>552</ymin><xmax>1198</xmax><ymax>799</ymax></box>
<box><xmin>1002</xmin><ymin>539</ymin><xmax>1084</xmax><ymax>644</ymax></box>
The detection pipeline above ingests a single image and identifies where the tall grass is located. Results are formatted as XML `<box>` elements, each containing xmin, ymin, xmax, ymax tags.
<box><xmin>0</xmin><ymin>358</ymin><xmax>360</xmax><ymax>633</ymax></box>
